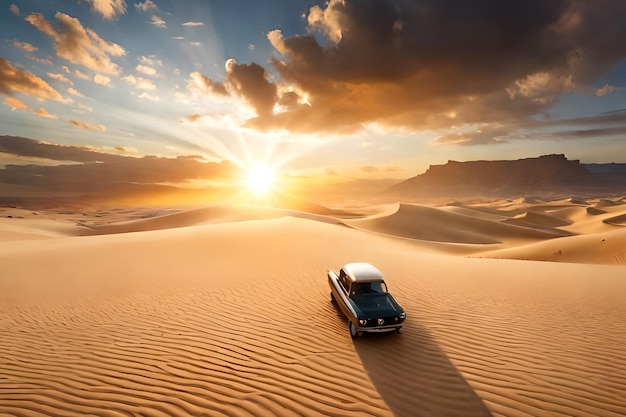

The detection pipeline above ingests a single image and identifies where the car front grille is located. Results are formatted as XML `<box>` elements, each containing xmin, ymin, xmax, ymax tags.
<box><xmin>362</xmin><ymin>315</ymin><xmax>405</xmax><ymax>327</ymax></box>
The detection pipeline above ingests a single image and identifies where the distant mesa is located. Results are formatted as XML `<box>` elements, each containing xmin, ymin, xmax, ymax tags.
<box><xmin>387</xmin><ymin>154</ymin><xmax>626</xmax><ymax>199</ymax></box>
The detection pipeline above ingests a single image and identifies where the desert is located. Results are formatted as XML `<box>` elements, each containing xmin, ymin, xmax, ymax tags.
<box><xmin>2</xmin><ymin>1</ymin><xmax>626</xmax><ymax>415</ymax></box>
<box><xmin>2</xmin><ymin>193</ymin><xmax>626</xmax><ymax>417</ymax></box>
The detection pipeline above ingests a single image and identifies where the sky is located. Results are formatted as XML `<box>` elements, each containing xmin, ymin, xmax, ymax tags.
<box><xmin>1</xmin><ymin>0</ymin><xmax>626</xmax><ymax>204</ymax></box>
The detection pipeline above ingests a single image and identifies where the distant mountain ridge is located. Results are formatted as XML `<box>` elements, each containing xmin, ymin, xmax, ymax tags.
<box><xmin>387</xmin><ymin>154</ymin><xmax>625</xmax><ymax>198</ymax></box>
<box><xmin>584</xmin><ymin>163</ymin><xmax>626</xmax><ymax>186</ymax></box>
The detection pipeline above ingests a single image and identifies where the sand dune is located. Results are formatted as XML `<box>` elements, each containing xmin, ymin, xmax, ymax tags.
<box><xmin>82</xmin><ymin>204</ymin><xmax>343</xmax><ymax>236</ymax></box>
<box><xmin>2</xmin><ymin>198</ymin><xmax>626</xmax><ymax>416</ymax></box>
<box><xmin>478</xmin><ymin>227</ymin><xmax>626</xmax><ymax>264</ymax></box>
<box><xmin>346</xmin><ymin>203</ymin><xmax>569</xmax><ymax>245</ymax></box>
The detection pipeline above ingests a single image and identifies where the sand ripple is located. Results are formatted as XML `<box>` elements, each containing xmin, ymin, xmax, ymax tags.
<box><xmin>2</xmin><ymin>214</ymin><xmax>626</xmax><ymax>416</ymax></box>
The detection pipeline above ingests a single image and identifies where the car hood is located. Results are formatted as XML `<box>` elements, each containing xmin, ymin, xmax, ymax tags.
<box><xmin>352</xmin><ymin>293</ymin><xmax>403</xmax><ymax>317</ymax></box>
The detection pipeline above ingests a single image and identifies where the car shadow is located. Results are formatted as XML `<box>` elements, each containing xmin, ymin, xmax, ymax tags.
<box><xmin>353</xmin><ymin>322</ymin><xmax>492</xmax><ymax>417</ymax></box>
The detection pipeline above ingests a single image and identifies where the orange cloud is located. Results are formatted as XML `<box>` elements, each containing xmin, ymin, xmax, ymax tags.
<box><xmin>34</xmin><ymin>107</ymin><xmax>58</xmax><ymax>119</ymax></box>
<box><xmin>0</xmin><ymin>56</ymin><xmax>67</xmax><ymax>102</ymax></box>
<box><xmin>85</xmin><ymin>0</ymin><xmax>127</xmax><ymax>20</ymax></box>
<box><xmin>74</xmin><ymin>69</ymin><xmax>90</xmax><ymax>80</ymax></box>
<box><xmin>67</xmin><ymin>87</ymin><xmax>87</xmax><ymax>98</ymax></box>
<box><xmin>136</xmin><ymin>64</ymin><xmax>157</xmax><ymax>76</ymax></box>
<box><xmin>26</xmin><ymin>12</ymin><xmax>126</xmax><ymax>75</ymax></box>
<box><xmin>596</xmin><ymin>84</ymin><xmax>623</xmax><ymax>97</ymax></box>
<box><xmin>68</xmin><ymin>119</ymin><xmax>106</xmax><ymax>131</ymax></box>
<box><xmin>3</xmin><ymin>97</ymin><xmax>57</xmax><ymax>119</ymax></box>
<box><xmin>48</xmin><ymin>72</ymin><xmax>73</xmax><ymax>85</ymax></box>
<box><xmin>3</xmin><ymin>96</ymin><xmax>29</xmax><ymax>110</ymax></box>
<box><xmin>93</xmin><ymin>74</ymin><xmax>112</xmax><ymax>87</ymax></box>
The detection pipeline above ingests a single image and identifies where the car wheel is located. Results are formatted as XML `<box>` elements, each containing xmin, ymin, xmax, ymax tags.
<box><xmin>395</xmin><ymin>326</ymin><xmax>402</xmax><ymax>334</ymax></box>
<box><xmin>330</xmin><ymin>292</ymin><xmax>336</xmax><ymax>304</ymax></box>
<box><xmin>349</xmin><ymin>321</ymin><xmax>361</xmax><ymax>338</ymax></box>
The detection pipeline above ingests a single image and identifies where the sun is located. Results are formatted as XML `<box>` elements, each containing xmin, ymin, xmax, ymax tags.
<box><xmin>246</xmin><ymin>164</ymin><xmax>276</xmax><ymax>194</ymax></box>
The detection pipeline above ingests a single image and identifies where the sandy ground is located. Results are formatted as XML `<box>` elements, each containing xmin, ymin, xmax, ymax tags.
<box><xmin>1</xmin><ymin>197</ymin><xmax>625</xmax><ymax>416</ymax></box>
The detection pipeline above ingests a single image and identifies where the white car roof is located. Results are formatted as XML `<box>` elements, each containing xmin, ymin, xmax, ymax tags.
<box><xmin>342</xmin><ymin>262</ymin><xmax>385</xmax><ymax>282</ymax></box>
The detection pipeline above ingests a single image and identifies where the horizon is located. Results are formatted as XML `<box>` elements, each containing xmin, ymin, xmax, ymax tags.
<box><xmin>1</xmin><ymin>1</ymin><xmax>626</xmax><ymax>205</ymax></box>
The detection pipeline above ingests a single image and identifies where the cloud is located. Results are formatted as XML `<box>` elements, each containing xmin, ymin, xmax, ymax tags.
<box><xmin>191</xmin><ymin>59</ymin><xmax>277</xmax><ymax>118</ymax></box>
<box><xmin>267</xmin><ymin>30</ymin><xmax>286</xmax><ymax>54</ymax></box>
<box><xmin>3</xmin><ymin>97</ymin><xmax>29</xmax><ymax>111</ymax></box>
<box><xmin>121</xmin><ymin>74</ymin><xmax>137</xmax><ymax>85</ymax></box>
<box><xmin>596</xmin><ymin>84</ymin><xmax>623</xmax><ymax>97</ymax></box>
<box><xmin>67</xmin><ymin>87</ymin><xmax>87</xmax><ymax>98</ymax></box>
<box><xmin>34</xmin><ymin>108</ymin><xmax>58</xmax><ymax>119</ymax></box>
<box><xmin>134</xmin><ymin>0</ymin><xmax>158</xmax><ymax>13</ymax></box>
<box><xmin>0</xmin><ymin>136</ymin><xmax>239</xmax><ymax>200</ymax></box>
<box><xmin>506</xmin><ymin>72</ymin><xmax>575</xmax><ymax>104</ymax></box>
<box><xmin>182</xmin><ymin>22</ymin><xmax>204</xmax><ymax>27</ymax></box>
<box><xmin>74</xmin><ymin>69</ymin><xmax>90</xmax><ymax>80</ymax></box>
<box><xmin>136</xmin><ymin>77</ymin><xmax>156</xmax><ymax>90</ymax></box>
<box><xmin>432</xmin><ymin>108</ymin><xmax>626</xmax><ymax>146</ymax></box>
<box><xmin>93</xmin><ymin>74</ymin><xmax>112</xmax><ymax>87</ymax></box>
<box><xmin>68</xmin><ymin>119</ymin><xmax>106</xmax><ymax>131</ymax></box>
<box><xmin>48</xmin><ymin>72</ymin><xmax>73</xmax><ymax>85</ymax></box>
<box><xmin>137</xmin><ymin>92</ymin><xmax>159</xmax><ymax>102</ymax></box>
<box><xmin>188</xmin><ymin>71</ymin><xmax>228</xmax><ymax>96</ymax></box>
<box><xmin>85</xmin><ymin>0</ymin><xmax>127</xmax><ymax>19</ymax></box>
<box><xmin>9</xmin><ymin>4</ymin><xmax>20</xmax><ymax>16</ymax></box>
<box><xmin>76</xmin><ymin>102</ymin><xmax>94</xmax><ymax>113</ymax></box>
<box><xmin>149</xmin><ymin>15</ymin><xmax>166</xmax><ymax>28</ymax></box>
<box><xmin>136</xmin><ymin>64</ymin><xmax>157</xmax><ymax>76</ymax></box>
<box><xmin>138</xmin><ymin>55</ymin><xmax>163</xmax><ymax>68</ymax></box>
<box><xmin>10</xmin><ymin>40</ymin><xmax>38</xmax><ymax>52</ymax></box>
<box><xmin>27</xmin><ymin>56</ymin><xmax>53</xmax><ymax>66</ymax></box>
<box><xmin>26</xmin><ymin>12</ymin><xmax>126</xmax><ymax>75</ymax></box>
<box><xmin>195</xmin><ymin>0</ymin><xmax>626</xmax><ymax>140</ymax></box>
<box><xmin>3</xmin><ymin>97</ymin><xmax>58</xmax><ymax>119</ymax></box>
<box><xmin>433</xmin><ymin>125</ymin><xmax>514</xmax><ymax>146</ymax></box>
<box><xmin>0</xmin><ymin>56</ymin><xmax>67</xmax><ymax>102</ymax></box>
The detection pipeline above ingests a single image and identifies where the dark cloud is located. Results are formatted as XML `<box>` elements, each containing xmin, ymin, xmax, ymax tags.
<box><xmin>1</xmin><ymin>135</ymin><xmax>118</xmax><ymax>162</ymax></box>
<box><xmin>0</xmin><ymin>136</ymin><xmax>239</xmax><ymax>196</ymax></box>
<box><xmin>224</xmin><ymin>59</ymin><xmax>277</xmax><ymax>118</ymax></box>
<box><xmin>433</xmin><ymin>109</ymin><xmax>626</xmax><ymax>145</ymax></box>
<box><xmin>193</xmin><ymin>0</ymin><xmax>626</xmax><ymax>138</ymax></box>
<box><xmin>548</xmin><ymin>126</ymin><xmax>626</xmax><ymax>139</ymax></box>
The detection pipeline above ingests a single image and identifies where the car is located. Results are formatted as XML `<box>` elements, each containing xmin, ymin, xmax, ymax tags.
<box><xmin>328</xmin><ymin>262</ymin><xmax>406</xmax><ymax>338</ymax></box>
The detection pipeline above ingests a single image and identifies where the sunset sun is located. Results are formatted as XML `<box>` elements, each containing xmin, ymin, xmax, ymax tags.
<box><xmin>246</xmin><ymin>164</ymin><xmax>276</xmax><ymax>194</ymax></box>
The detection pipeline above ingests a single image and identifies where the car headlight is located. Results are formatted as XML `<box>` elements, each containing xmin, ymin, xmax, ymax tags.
<box><xmin>359</xmin><ymin>319</ymin><xmax>368</xmax><ymax>326</ymax></box>
<box><xmin>399</xmin><ymin>312</ymin><xmax>406</xmax><ymax>319</ymax></box>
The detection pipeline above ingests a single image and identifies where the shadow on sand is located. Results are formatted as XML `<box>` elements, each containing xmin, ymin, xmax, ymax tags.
<box><xmin>353</xmin><ymin>322</ymin><xmax>492</xmax><ymax>417</ymax></box>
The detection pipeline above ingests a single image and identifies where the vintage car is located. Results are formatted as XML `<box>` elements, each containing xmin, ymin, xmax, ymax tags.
<box><xmin>328</xmin><ymin>262</ymin><xmax>406</xmax><ymax>337</ymax></box>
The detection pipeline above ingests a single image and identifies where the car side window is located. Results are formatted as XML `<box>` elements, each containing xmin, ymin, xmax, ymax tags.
<box><xmin>339</xmin><ymin>269</ymin><xmax>349</xmax><ymax>292</ymax></box>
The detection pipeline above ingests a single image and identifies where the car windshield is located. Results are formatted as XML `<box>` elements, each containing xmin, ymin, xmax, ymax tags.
<box><xmin>351</xmin><ymin>281</ymin><xmax>388</xmax><ymax>295</ymax></box>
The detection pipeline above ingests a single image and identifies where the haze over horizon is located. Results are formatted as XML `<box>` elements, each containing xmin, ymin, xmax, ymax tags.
<box><xmin>1</xmin><ymin>0</ymin><xmax>626</xmax><ymax>203</ymax></box>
